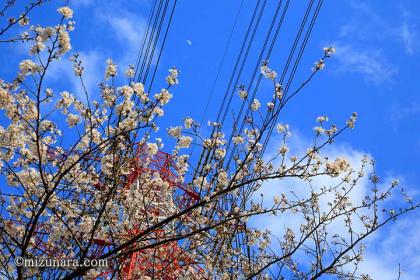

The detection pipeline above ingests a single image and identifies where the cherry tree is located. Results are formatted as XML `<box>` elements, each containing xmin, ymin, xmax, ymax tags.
<box><xmin>0</xmin><ymin>2</ymin><xmax>417</xmax><ymax>280</ymax></box>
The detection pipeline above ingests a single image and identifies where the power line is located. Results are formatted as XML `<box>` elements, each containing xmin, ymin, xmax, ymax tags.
<box><xmin>217</xmin><ymin>0</ymin><xmax>269</xmax><ymax>128</ymax></box>
<box><xmin>131</xmin><ymin>0</ymin><xmax>177</xmax><ymax>141</ymax></box>
<box><xmin>193</xmin><ymin>0</ymin><xmax>324</xmax><ymax>182</ymax></box>
<box><xmin>194</xmin><ymin>0</ymin><xmax>270</xmax><ymax>181</ymax></box>
<box><xmin>193</xmin><ymin>0</ymin><xmax>264</xmax><ymax>179</ymax></box>
<box><xmin>198</xmin><ymin>0</ymin><xmax>246</xmax><ymax>130</ymax></box>
<box><xmin>133</xmin><ymin>0</ymin><xmax>159</xmax><ymax>81</ymax></box>
<box><xmin>253</xmin><ymin>0</ymin><xmax>316</xmax><ymax>157</ymax></box>
<box><xmin>142</xmin><ymin>0</ymin><xmax>171</xmax><ymax>86</ymax></box>
<box><xmin>228</xmin><ymin>1</ymin><xmax>325</xmax><ymax>262</ymax></box>
<box><xmin>146</xmin><ymin>0</ymin><xmax>178</xmax><ymax>94</ymax></box>
<box><xmin>228</xmin><ymin>0</ymin><xmax>317</xmax><ymax>167</ymax></box>
<box><xmin>137</xmin><ymin>0</ymin><xmax>165</xmax><ymax>83</ymax></box>
<box><xmin>260</xmin><ymin>0</ymin><xmax>324</xmax><ymax>155</ymax></box>
<box><xmin>224</xmin><ymin>0</ymin><xmax>291</xmax><ymax>169</ymax></box>
<box><xmin>195</xmin><ymin>0</ymin><xmax>269</xmax><ymax>179</ymax></box>
<box><xmin>189</xmin><ymin>0</ymin><xmax>245</xmax><ymax>159</ymax></box>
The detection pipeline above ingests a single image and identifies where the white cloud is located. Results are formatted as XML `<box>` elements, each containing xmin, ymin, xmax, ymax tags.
<box><xmin>45</xmin><ymin>50</ymin><xmax>102</xmax><ymax>101</ymax></box>
<box><xmin>390</xmin><ymin>102</ymin><xmax>420</xmax><ymax>123</ymax></box>
<box><xmin>74</xmin><ymin>51</ymin><xmax>103</xmax><ymax>99</ymax></box>
<box><xmin>399</xmin><ymin>23</ymin><xmax>417</xmax><ymax>55</ymax></box>
<box><xmin>94</xmin><ymin>6</ymin><xmax>148</xmax><ymax>73</ymax></box>
<box><xmin>43</xmin><ymin>2</ymin><xmax>149</xmax><ymax>100</ymax></box>
<box><xmin>358</xmin><ymin>212</ymin><xmax>420</xmax><ymax>280</ymax></box>
<box><xmin>105</xmin><ymin>16</ymin><xmax>144</xmax><ymax>47</ymax></box>
<box><xmin>336</xmin><ymin>1</ymin><xmax>387</xmax><ymax>43</ymax></box>
<box><xmin>333</xmin><ymin>43</ymin><xmax>396</xmax><ymax>84</ymax></box>
<box><xmin>253</xmin><ymin>133</ymin><xmax>370</xmax><ymax>235</ymax></box>
<box><xmin>330</xmin><ymin>2</ymin><xmax>419</xmax><ymax>84</ymax></box>
<box><xmin>250</xmin><ymin>132</ymin><xmax>418</xmax><ymax>279</ymax></box>
<box><xmin>393</xmin><ymin>9</ymin><xmax>420</xmax><ymax>55</ymax></box>
<box><xmin>71</xmin><ymin>0</ymin><xmax>93</xmax><ymax>9</ymax></box>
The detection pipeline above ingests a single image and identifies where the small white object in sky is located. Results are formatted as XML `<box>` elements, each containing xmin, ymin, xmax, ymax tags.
<box><xmin>186</xmin><ymin>40</ymin><xmax>192</xmax><ymax>46</ymax></box>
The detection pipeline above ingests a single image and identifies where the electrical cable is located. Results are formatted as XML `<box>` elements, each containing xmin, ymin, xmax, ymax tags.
<box><xmin>146</xmin><ymin>0</ymin><xmax>178</xmax><ymax>94</ymax></box>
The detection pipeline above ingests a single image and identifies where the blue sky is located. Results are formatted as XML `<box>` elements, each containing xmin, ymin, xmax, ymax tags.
<box><xmin>1</xmin><ymin>0</ymin><xmax>420</xmax><ymax>278</ymax></box>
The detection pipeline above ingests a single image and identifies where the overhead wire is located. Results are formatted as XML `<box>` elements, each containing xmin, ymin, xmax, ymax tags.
<box><xmin>223</xmin><ymin>0</ymin><xmax>291</xmax><ymax>169</ymax></box>
<box><xmin>131</xmin><ymin>0</ymin><xmax>177</xmax><ymax>143</ymax></box>
<box><xmin>217</xmin><ymin>0</ymin><xmax>269</xmax><ymax>128</ymax></box>
<box><xmin>195</xmin><ymin>0</ymin><xmax>270</xmax><ymax>181</ymax></box>
<box><xmin>232</xmin><ymin>1</ymin><xmax>324</xmax><ymax>265</ymax></box>
<box><xmin>133</xmin><ymin>0</ymin><xmax>159</xmax><ymax>80</ymax></box>
<box><xmin>137</xmin><ymin>0</ymin><xmax>165</xmax><ymax>83</ymax></box>
<box><xmin>142</xmin><ymin>0</ymin><xmax>171</xmax><ymax>87</ymax></box>
<box><xmin>189</xmin><ymin>0</ymin><xmax>245</xmax><ymax>159</ymax></box>
<box><xmin>225</xmin><ymin>0</ymin><xmax>317</xmax><ymax>170</ymax></box>
<box><xmin>198</xmin><ymin>0</ymin><xmax>246</xmax><ymax>131</ymax></box>
<box><xmin>146</xmin><ymin>0</ymin><xmax>178</xmax><ymax>94</ymax></box>
<box><xmin>192</xmin><ymin>0</ymin><xmax>264</xmax><ymax>179</ymax></box>
<box><xmin>260</xmin><ymin>0</ymin><xmax>324</xmax><ymax>155</ymax></box>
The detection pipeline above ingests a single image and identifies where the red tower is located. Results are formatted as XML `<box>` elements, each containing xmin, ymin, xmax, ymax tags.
<box><xmin>96</xmin><ymin>149</ymin><xmax>202</xmax><ymax>279</ymax></box>
<box><xmin>22</xmin><ymin>147</ymin><xmax>203</xmax><ymax>279</ymax></box>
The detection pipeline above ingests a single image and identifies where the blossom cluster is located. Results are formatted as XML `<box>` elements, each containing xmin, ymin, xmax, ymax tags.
<box><xmin>0</xmin><ymin>7</ymin><xmax>414</xmax><ymax>279</ymax></box>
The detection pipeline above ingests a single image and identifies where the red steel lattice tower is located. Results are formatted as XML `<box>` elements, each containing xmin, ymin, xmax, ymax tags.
<box><xmin>103</xmin><ymin>149</ymin><xmax>202</xmax><ymax>279</ymax></box>
<box><xmin>25</xmin><ymin>147</ymin><xmax>203</xmax><ymax>279</ymax></box>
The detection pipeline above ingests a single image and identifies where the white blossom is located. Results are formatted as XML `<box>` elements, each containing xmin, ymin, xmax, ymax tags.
<box><xmin>184</xmin><ymin>117</ymin><xmax>194</xmax><ymax>129</ymax></box>
<box><xmin>57</xmin><ymin>6</ymin><xmax>74</xmax><ymax>18</ymax></box>
<box><xmin>18</xmin><ymin>16</ymin><xmax>29</xmax><ymax>26</ymax></box>
<box><xmin>168</xmin><ymin>126</ymin><xmax>182</xmax><ymax>138</ymax></box>
<box><xmin>316</xmin><ymin>116</ymin><xmax>328</xmax><ymax>123</ymax></box>
<box><xmin>166</xmin><ymin>67</ymin><xmax>179</xmax><ymax>85</ymax></box>
<box><xmin>276</xmin><ymin>123</ymin><xmax>289</xmax><ymax>134</ymax></box>
<box><xmin>58</xmin><ymin>28</ymin><xmax>71</xmax><ymax>55</ymax></box>
<box><xmin>251</xmin><ymin>99</ymin><xmax>260</xmax><ymax>111</ymax></box>
<box><xmin>119</xmin><ymin>86</ymin><xmax>134</xmax><ymax>98</ymax></box>
<box><xmin>238</xmin><ymin>88</ymin><xmax>248</xmax><ymax>100</ymax></box>
<box><xmin>147</xmin><ymin>143</ymin><xmax>158</xmax><ymax>156</ymax></box>
<box><xmin>19</xmin><ymin>59</ymin><xmax>40</xmax><ymax>75</ymax></box>
<box><xmin>233</xmin><ymin>135</ymin><xmax>245</xmax><ymax>145</ymax></box>
<box><xmin>215</xmin><ymin>148</ymin><xmax>226</xmax><ymax>160</ymax></box>
<box><xmin>105</xmin><ymin>58</ymin><xmax>117</xmax><ymax>79</ymax></box>
<box><xmin>346</xmin><ymin>112</ymin><xmax>358</xmax><ymax>129</ymax></box>
<box><xmin>279</xmin><ymin>145</ymin><xmax>289</xmax><ymax>155</ymax></box>
<box><xmin>125</xmin><ymin>65</ymin><xmax>135</xmax><ymax>78</ymax></box>
<box><xmin>178</xmin><ymin>136</ymin><xmax>193</xmax><ymax>148</ymax></box>
<box><xmin>66</xmin><ymin>113</ymin><xmax>80</xmax><ymax>127</ymax></box>
<box><xmin>326</xmin><ymin>158</ymin><xmax>350</xmax><ymax>176</ymax></box>
<box><xmin>154</xmin><ymin>89</ymin><xmax>172</xmax><ymax>105</ymax></box>
<box><xmin>0</xmin><ymin>87</ymin><xmax>14</xmax><ymax>109</ymax></box>
<box><xmin>261</xmin><ymin>62</ymin><xmax>278</xmax><ymax>80</ymax></box>
<box><xmin>313</xmin><ymin>59</ymin><xmax>325</xmax><ymax>71</ymax></box>
<box><xmin>193</xmin><ymin>176</ymin><xmax>207</xmax><ymax>187</ymax></box>
<box><xmin>323</xmin><ymin>46</ymin><xmax>336</xmax><ymax>57</ymax></box>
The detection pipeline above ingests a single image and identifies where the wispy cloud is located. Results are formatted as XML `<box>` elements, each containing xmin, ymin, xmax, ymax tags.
<box><xmin>337</xmin><ymin>1</ymin><xmax>388</xmax><ymax>43</ymax></box>
<box><xmin>71</xmin><ymin>0</ymin><xmax>93</xmax><ymax>9</ymax></box>
<box><xmin>333</xmin><ymin>44</ymin><xmax>396</xmax><ymax>84</ymax></box>
<box><xmin>104</xmin><ymin>16</ymin><xmax>144</xmax><ymax>47</ymax></box>
<box><xmin>45</xmin><ymin>50</ymin><xmax>102</xmax><ymax>101</ymax></box>
<box><xmin>359</xmin><ymin>211</ymin><xmax>420</xmax><ymax>280</ymax></box>
<box><xmin>74</xmin><ymin>50</ymin><xmax>103</xmax><ymax>98</ymax></box>
<box><xmin>330</xmin><ymin>2</ymin><xmax>419</xmax><ymax>84</ymax></box>
<box><xmin>251</xmin><ymin>132</ymin><xmax>418</xmax><ymax>279</ymax></box>
<box><xmin>251</xmin><ymin>133</ymin><xmax>371</xmax><ymax>274</ymax></box>
<box><xmin>395</xmin><ymin>10</ymin><xmax>419</xmax><ymax>55</ymax></box>
<box><xmin>46</xmin><ymin>1</ymin><xmax>149</xmax><ymax>100</ymax></box>
<box><xmin>399</xmin><ymin>23</ymin><xmax>417</xmax><ymax>55</ymax></box>
<box><xmin>390</xmin><ymin>102</ymin><xmax>420</xmax><ymax>123</ymax></box>
<box><xmin>94</xmin><ymin>5</ymin><xmax>148</xmax><ymax>71</ymax></box>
